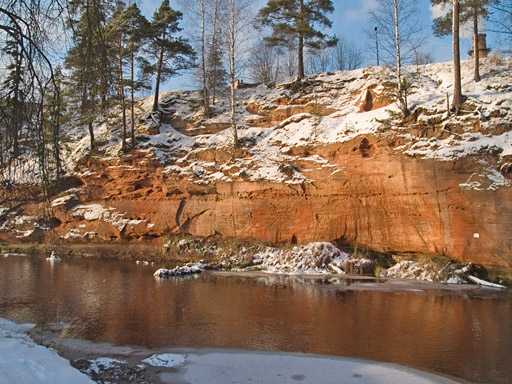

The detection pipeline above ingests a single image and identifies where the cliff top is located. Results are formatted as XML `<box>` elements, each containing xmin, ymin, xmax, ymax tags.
<box><xmin>59</xmin><ymin>56</ymin><xmax>512</xmax><ymax>190</ymax></box>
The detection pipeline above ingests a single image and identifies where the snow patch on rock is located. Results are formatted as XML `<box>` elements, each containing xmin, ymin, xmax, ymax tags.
<box><xmin>142</xmin><ymin>353</ymin><xmax>186</xmax><ymax>368</ymax></box>
<box><xmin>71</xmin><ymin>204</ymin><xmax>145</xmax><ymax>231</ymax></box>
<box><xmin>253</xmin><ymin>242</ymin><xmax>350</xmax><ymax>274</ymax></box>
<box><xmin>153</xmin><ymin>262</ymin><xmax>207</xmax><ymax>279</ymax></box>
<box><xmin>86</xmin><ymin>357</ymin><xmax>126</xmax><ymax>375</ymax></box>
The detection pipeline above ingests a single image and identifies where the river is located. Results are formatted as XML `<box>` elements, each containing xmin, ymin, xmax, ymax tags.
<box><xmin>0</xmin><ymin>255</ymin><xmax>511</xmax><ymax>383</ymax></box>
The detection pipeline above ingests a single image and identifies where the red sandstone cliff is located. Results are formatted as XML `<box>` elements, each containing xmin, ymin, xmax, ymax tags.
<box><xmin>2</xmin><ymin>58</ymin><xmax>512</xmax><ymax>269</ymax></box>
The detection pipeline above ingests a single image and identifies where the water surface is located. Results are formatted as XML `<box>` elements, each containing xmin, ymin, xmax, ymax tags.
<box><xmin>0</xmin><ymin>255</ymin><xmax>511</xmax><ymax>383</ymax></box>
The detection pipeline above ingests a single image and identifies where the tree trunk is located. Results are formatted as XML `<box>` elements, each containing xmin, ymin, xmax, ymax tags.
<box><xmin>297</xmin><ymin>0</ymin><xmax>305</xmax><ymax>80</ymax></box>
<box><xmin>229</xmin><ymin>0</ymin><xmax>238</xmax><ymax>147</ymax></box>
<box><xmin>130</xmin><ymin>44</ymin><xmax>136</xmax><ymax>147</ymax></box>
<box><xmin>297</xmin><ymin>34</ymin><xmax>304</xmax><ymax>80</ymax></box>
<box><xmin>88</xmin><ymin>121</ymin><xmax>95</xmax><ymax>151</ymax></box>
<box><xmin>152</xmin><ymin>46</ymin><xmax>164</xmax><ymax>113</ymax></box>
<box><xmin>52</xmin><ymin>88</ymin><xmax>62</xmax><ymax>180</ymax></box>
<box><xmin>12</xmin><ymin>43</ymin><xmax>22</xmax><ymax>157</ymax></box>
<box><xmin>473</xmin><ymin>7</ymin><xmax>481</xmax><ymax>82</ymax></box>
<box><xmin>84</xmin><ymin>0</ymin><xmax>95</xmax><ymax>153</ymax></box>
<box><xmin>118</xmin><ymin>34</ymin><xmax>127</xmax><ymax>151</ymax></box>
<box><xmin>201</xmin><ymin>0</ymin><xmax>210</xmax><ymax>116</ymax></box>
<box><xmin>211</xmin><ymin>0</ymin><xmax>220</xmax><ymax>105</ymax></box>
<box><xmin>452</xmin><ymin>0</ymin><xmax>462</xmax><ymax>113</ymax></box>
<box><xmin>392</xmin><ymin>0</ymin><xmax>407</xmax><ymax>116</ymax></box>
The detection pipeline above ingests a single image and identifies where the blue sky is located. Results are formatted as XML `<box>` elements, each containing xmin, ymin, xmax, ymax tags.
<box><xmin>137</xmin><ymin>0</ymin><xmax>499</xmax><ymax>91</ymax></box>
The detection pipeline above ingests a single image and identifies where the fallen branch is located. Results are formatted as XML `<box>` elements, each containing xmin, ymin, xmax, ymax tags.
<box><xmin>328</xmin><ymin>264</ymin><xmax>345</xmax><ymax>275</ymax></box>
<box><xmin>467</xmin><ymin>275</ymin><xmax>506</xmax><ymax>289</ymax></box>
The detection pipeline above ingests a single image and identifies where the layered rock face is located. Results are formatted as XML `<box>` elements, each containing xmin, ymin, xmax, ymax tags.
<box><xmin>51</xmin><ymin>136</ymin><xmax>511</xmax><ymax>269</ymax></box>
<box><xmin>4</xmin><ymin>59</ymin><xmax>512</xmax><ymax>270</ymax></box>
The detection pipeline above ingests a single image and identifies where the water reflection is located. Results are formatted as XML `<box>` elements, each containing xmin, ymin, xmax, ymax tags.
<box><xmin>0</xmin><ymin>256</ymin><xmax>511</xmax><ymax>383</ymax></box>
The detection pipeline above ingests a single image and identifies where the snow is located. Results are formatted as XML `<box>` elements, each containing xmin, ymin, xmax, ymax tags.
<box><xmin>51</xmin><ymin>194</ymin><xmax>78</xmax><ymax>208</ymax></box>
<box><xmin>86</xmin><ymin>357</ymin><xmax>126</xmax><ymax>374</ymax></box>
<box><xmin>142</xmin><ymin>353</ymin><xmax>186</xmax><ymax>368</ymax></box>
<box><xmin>70</xmin><ymin>203</ymin><xmax>146</xmax><ymax>232</ymax></box>
<box><xmin>154</xmin><ymin>262</ymin><xmax>207</xmax><ymax>278</ymax></box>
<box><xmin>15</xmin><ymin>229</ymin><xmax>35</xmax><ymax>238</ymax></box>
<box><xmin>56</xmin><ymin>55</ymin><xmax>511</xmax><ymax>192</ymax></box>
<box><xmin>46</xmin><ymin>251</ymin><xmax>62</xmax><ymax>263</ymax></box>
<box><xmin>459</xmin><ymin>164</ymin><xmax>511</xmax><ymax>191</ymax></box>
<box><xmin>2</xmin><ymin>253</ymin><xmax>29</xmax><ymax>258</ymax></box>
<box><xmin>0</xmin><ymin>318</ymin><xmax>93</xmax><ymax>384</ymax></box>
<box><xmin>72</xmin><ymin>204</ymin><xmax>106</xmax><ymax>221</ymax></box>
<box><xmin>158</xmin><ymin>350</ymin><xmax>461</xmax><ymax>384</ymax></box>
<box><xmin>253</xmin><ymin>242</ymin><xmax>350</xmax><ymax>274</ymax></box>
<box><xmin>404</xmin><ymin>131</ymin><xmax>512</xmax><ymax>161</ymax></box>
<box><xmin>466</xmin><ymin>275</ymin><xmax>507</xmax><ymax>289</ymax></box>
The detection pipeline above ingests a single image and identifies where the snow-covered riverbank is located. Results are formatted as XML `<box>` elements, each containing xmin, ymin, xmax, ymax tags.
<box><xmin>0</xmin><ymin>316</ymin><xmax>464</xmax><ymax>384</ymax></box>
<box><xmin>153</xmin><ymin>239</ymin><xmax>509</xmax><ymax>288</ymax></box>
<box><xmin>0</xmin><ymin>318</ymin><xmax>93</xmax><ymax>384</ymax></box>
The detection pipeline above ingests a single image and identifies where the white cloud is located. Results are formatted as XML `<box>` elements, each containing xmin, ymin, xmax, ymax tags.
<box><xmin>344</xmin><ymin>0</ymin><xmax>378</xmax><ymax>20</ymax></box>
<box><xmin>432</xmin><ymin>3</ymin><xmax>449</xmax><ymax>20</ymax></box>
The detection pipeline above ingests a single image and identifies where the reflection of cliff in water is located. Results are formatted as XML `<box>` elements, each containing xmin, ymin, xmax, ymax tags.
<box><xmin>0</xmin><ymin>255</ymin><xmax>511</xmax><ymax>384</ymax></box>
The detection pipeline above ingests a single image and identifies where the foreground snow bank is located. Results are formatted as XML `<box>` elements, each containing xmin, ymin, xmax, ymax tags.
<box><xmin>0</xmin><ymin>318</ymin><xmax>93</xmax><ymax>384</ymax></box>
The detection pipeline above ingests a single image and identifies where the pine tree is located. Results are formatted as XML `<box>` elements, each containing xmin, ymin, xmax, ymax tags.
<box><xmin>108</xmin><ymin>2</ymin><xmax>129</xmax><ymax>151</ymax></box>
<box><xmin>0</xmin><ymin>29</ymin><xmax>24</xmax><ymax>158</ymax></box>
<box><xmin>257</xmin><ymin>0</ymin><xmax>336</xmax><ymax>80</ymax></box>
<box><xmin>433</xmin><ymin>0</ymin><xmax>495</xmax><ymax>83</ymax></box>
<box><xmin>65</xmin><ymin>0</ymin><xmax>114</xmax><ymax>151</ymax></box>
<box><xmin>145</xmin><ymin>0</ymin><xmax>196</xmax><ymax>113</ymax></box>
<box><xmin>432</xmin><ymin>0</ymin><xmax>463</xmax><ymax>112</ymax></box>
<box><xmin>44</xmin><ymin>66</ymin><xmax>67</xmax><ymax>181</ymax></box>
<box><xmin>123</xmin><ymin>4</ymin><xmax>150</xmax><ymax>147</ymax></box>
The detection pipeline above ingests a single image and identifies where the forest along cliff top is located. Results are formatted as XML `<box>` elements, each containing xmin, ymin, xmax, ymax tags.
<box><xmin>63</xmin><ymin>57</ymin><xmax>512</xmax><ymax>189</ymax></box>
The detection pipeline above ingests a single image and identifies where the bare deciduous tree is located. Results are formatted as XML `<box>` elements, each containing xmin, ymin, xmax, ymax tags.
<box><xmin>369</xmin><ymin>0</ymin><xmax>416</xmax><ymax>116</ymax></box>
<box><xmin>224</xmin><ymin>0</ymin><xmax>252</xmax><ymax>147</ymax></box>
<box><xmin>488</xmin><ymin>0</ymin><xmax>512</xmax><ymax>38</ymax></box>
<box><xmin>306</xmin><ymin>47</ymin><xmax>332</xmax><ymax>74</ymax></box>
<box><xmin>332</xmin><ymin>37</ymin><xmax>364</xmax><ymax>71</ymax></box>
<box><xmin>247</xmin><ymin>42</ymin><xmax>280</xmax><ymax>84</ymax></box>
<box><xmin>178</xmin><ymin>0</ymin><xmax>211</xmax><ymax>115</ymax></box>
<box><xmin>368</xmin><ymin>0</ymin><xmax>426</xmax><ymax>65</ymax></box>
<box><xmin>0</xmin><ymin>0</ymin><xmax>64</xmax><ymax>192</ymax></box>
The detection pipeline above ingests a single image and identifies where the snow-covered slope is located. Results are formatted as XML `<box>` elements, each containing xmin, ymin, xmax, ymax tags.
<box><xmin>61</xmin><ymin>56</ymin><xmax>512</xmax><ymax>190</ymax></box>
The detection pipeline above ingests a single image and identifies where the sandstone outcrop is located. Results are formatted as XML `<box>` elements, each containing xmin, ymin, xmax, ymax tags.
<box><xmin>2</xmin><ymin>59</ymin><xmax>512</xmax><ymax>271</ymax></box>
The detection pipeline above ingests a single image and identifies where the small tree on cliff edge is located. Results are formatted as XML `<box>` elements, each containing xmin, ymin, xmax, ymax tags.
<box><xmin>257</xmin><ymin>0</ymin><xmax>337</xmax><ymax>81</ymax></box>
